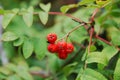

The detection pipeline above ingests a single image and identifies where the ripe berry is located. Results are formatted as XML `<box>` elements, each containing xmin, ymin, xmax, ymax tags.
<box><xmin>57</xmin><ymin>41</ymin><xmax>67</xmax><ymax>52</ymax></box>
<box><xmin>47</xmin><ymin>44</ymin><xmax>57</xmax><ymax>53</ymax></box>
<box><xmin>58</xmin><ymin>52</ymin><xmax>68</xmax><ymax>59</ymax></box>
<box><xmin>47</xmin><ymin>33</ymin><xmax>57</xmax><ymax>44</ymax></box>
<box><xmin>66</xmin><ymin>43</ymin><xmax>74</xmax><ymax>53</ymax></box>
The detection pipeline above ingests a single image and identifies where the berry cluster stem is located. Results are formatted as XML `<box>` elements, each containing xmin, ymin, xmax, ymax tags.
<box><xmin>57</xmin><ymin>23</ymin><xmax>84</xmax><ymax>42</ymax></box>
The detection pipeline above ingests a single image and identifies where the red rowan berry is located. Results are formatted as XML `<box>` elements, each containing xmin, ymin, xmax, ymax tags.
<box><xmin>58</xmin><ymin>52</ymin><xmax>68</xmax><ymax>59</ymax></box>
<box><xmin>47</xmin><ymin>44</ymin><xmax>57</xmax><ymax>53</ymax></box>
<box><xmin>47</xmin><ymin>33</ymin><xmax>57</xmax><ymax>44</ymax></box>
<box><xmin>66</xmin><ymin>43</ymin><xmax>74</xmax><ymax>54</ymax></box>
<box><xmin>57</xmin><ymin>41</ymin><xmax>67</xmax><ymax>52</ymax></box>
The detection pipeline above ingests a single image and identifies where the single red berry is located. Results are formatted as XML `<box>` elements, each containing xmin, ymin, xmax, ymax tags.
<box><xmin>57</xmin><ymin>41</ymin><xmax>67</xmax><ymax>52</ymax></box>
<box><xmin>58</xmin><ymin>52</ymin><xmax>68</xmax><ymax>59</ymax></box>
<box><xmin>66</xmin><ymin>43</ymin><xmax>74</xmax><ymax>54</ymax></box>
<box><xmin>47</xmin><ymin>33</ymin><xmax>57</xmax><ymax>44</ymax></box>
<box><xmin>47</xmin><ymin>44</ymin><xmax>57</xmax><ymax>53</ymax></box>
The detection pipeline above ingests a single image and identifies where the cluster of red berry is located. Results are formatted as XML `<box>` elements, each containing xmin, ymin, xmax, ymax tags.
<box><xmin>47</xmin><ymin>33</ymin><xmax>74</xmax><ymax>60</ymax></box>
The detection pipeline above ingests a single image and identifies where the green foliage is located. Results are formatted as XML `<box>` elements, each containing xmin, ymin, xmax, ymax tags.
<box><xmin>22</xmin><ymin>39</ymin><xmax>34</xmax><ymax>59</ymax></box>
<box><xmin>60</xmin><ymin>4</ymin><xmax>78</xmax><ymax>13</ymax></box>
<box><xmin>22</xmin><ymin>6</ymin><xmax>34</xmax><ymax>27</ymax></box>
<box><xmin>76</xmin><ymin>68</ymin><xmax>107</xmax><ymax>80</ymax></box>
<box><xmin>2</xmin><ymin>9</ymin><xmax>19</xmax><ymax>29</ymax></box>
<box><xmin>32</xmin><ymin>38</ymin><xmax>47</xmax><ymax>60</ymax></box>
<box><xmin>96</xmin><ymin>0</ymin><xmax>111</xmax><ymax>7</ymax></box>
<box><xmin>39</xmin><ymin>3</ymin><xmax>51</xmax><ymax>12</ymax></box>
<box><xmin>78</xmin><ymin>0</ymin><xmax>95</xmax><ymax>5</ymax></box>
<box><xmin>86</xmin><ymin>46</ymin><xmax>118</xmax><ymax>66</ymax></box>
<box><xmin>86</xmin><ymin>52</ymin><xmax>108</xmax><ymax>65</ymax></box>
<box><xmin>13</xmin><ymin>36</ymin><xmax>24</xmax><ymax>46</ymax></box>
<box><xmin>0</xmin><ymin>0</ymin><xmax>119</xmax><ymax>80</ymax></box>
<box><xmin>62</xmin><ymin>62</ymin><xmax>78</xmax><ymax>76</ymax></box>
<box><xmin>114</xmin><ymin>55</ymin><xmax>120</xmax><ymax>80</ymax></box>
<box><xmin>39</xmin><ymin>11</ymin><xmax>48</xmax><ymax>25</ymax></box>
<box><xmin>2</xmin><ymin>31</ymin><xmax>19</xmax><ymax>41</ymax></box>
<box><xmin>39</xmin><ymin>3</ymin><xmax>51</xmax><ymax>25</ymax></box>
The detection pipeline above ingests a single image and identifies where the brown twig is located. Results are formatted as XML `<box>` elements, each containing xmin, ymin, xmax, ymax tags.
<box><xmin>89</xmin><ymin>8</ymin><xmax>99</xmax><ymax>23</ymax></box>
<box><xmin>48</xmin><ymin>12</ymin><xmax>83</xmax><ymax>23</ymax></box>
<box><xmin>95</xmin><ymin>35</ymin><xmax>112</xmax><ymax>46</ymax></box>
<box><xmin>30</xmin><ymin>70</ymin><xmax>51</xmax><ymax>78</ymax></box>
<box><xmin>88</xmin><ymin>27</ymin><xmax>94</xmax><ymax>54</ymax></box>
<box><xmin>57</xmin><ymin>23</ymin><xmax>85</xmax><ymax>42</ymax></box>
<box><xmin>72</xmin><ymin>41</ymin><xmax>86</xmax><ymax>49</ymax></box>
<box><xmin>16</xmin><ymin>11</ymin><xmax>84</xmax><ymax>24</ymax></box>
<box><xmin>60</xmin><ymin>47</ymin><xmax>82</xmax><ymax>69</ymax></box>
<box><xmin>84</xmin><ymin>28</ymin><xmax>94</xmax><ymax>69</ymax></box>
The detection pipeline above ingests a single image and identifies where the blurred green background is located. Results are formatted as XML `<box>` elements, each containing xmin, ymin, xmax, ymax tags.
<box><xmin>0</xmin><ymin>0</ymin><xmax>120</xmax><ymax>80</ymax></box>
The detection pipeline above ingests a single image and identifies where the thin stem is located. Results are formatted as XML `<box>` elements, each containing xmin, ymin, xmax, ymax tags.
<box><xmin>89</xmin><ymin>8</ymin><xmax>99</xmax><ymax>23</ymax></box>
<box><xmin>88</xmin><ymin>28</ymin><xmax>94</xmax><ymax>54</ymax></box>
<box><xmin>17</xmin><ymin>11</ymin><xmax>84</xmax><ymax>24</ymax></box>
<box><xmin>48</xmin><ymin>12</ymin><xmax>83</xmax><ymax>23</ymax></box>
<box><xmin>84</xmin><ymin>61</ymin><xmax>87</xmax><ymax>69</ymax></box>
<box><xmin>95</xmin><ymin>35</ymin><xmax>112</xmax><ymax>45</ymax></box>
<box><xmin>84</xmin><ymin>28</ymin><xmax>94</xmax><ymax>69</ymax></box>
<box><xmin>30</xmin><ymin>70</ymin><xmax>50</xmax><ymax>78</ymax></box>
<box><xmin>57</xmin><ymin>23</ymin><xmax>84</xmax><ymax>42</ymax></box>
<box><xmin>72</xmin><ymin>41</ymin><xmax>86</xmax><ymax>49</ymax></box>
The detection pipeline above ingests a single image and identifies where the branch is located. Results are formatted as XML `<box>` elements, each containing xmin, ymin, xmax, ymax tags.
<box><xmin>88</xmin><ymin>27</ymin><xmax>94</xmax><ymax>54</ymax></box>
<box><xmin>84</xmin><ymin>27</ymin><xmax>94</xmax><ymax>69</ymax></box>
<box><xmin>90</xmin><ymin>8</ymin><xmax>99</xmax><ymax>23</ymax></box>
<box><xmin>30</xmin><ymin>70</ymin><xmax>51</xmax><ymax>78</ymax></box>
<box><xmin>16</xmin><ymin>11</ymin><xmax>84</xmax><ymax>24</ymax></box>
<box><xmin>57</xmin><ymin>23</ymin><xmax>85</xmax><ymax>42</ymax></box>
<box><xmin>48</xmin><ymin>12</ymin><xmax>83</xmax><ymax>23</ymax></box>
<box><xmin>95</xmin><ymin>35</ymin><xmax>112</xmax><ymax>46</ymax></box>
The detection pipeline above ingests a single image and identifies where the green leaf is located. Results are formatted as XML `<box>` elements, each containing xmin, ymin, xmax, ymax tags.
<box><xmin>0</xmin><ymin>73</ymin><xmax>6</xmax><ymax>80</ymax></box>
<box><xmin>96</xmin><ymin>0</ymin><xmax>111</xmax><ymax>7</ymax></box>
<box><xmin>0</xmin><ymin>9</ymin><xmax>4</xmax><ymax>15</ymax></box>
<box><xmin>102</xmin><ymin>46</ymin><xmax>118</xmax><ymax>60</ymax></box>
<box><xmin>13</xmin><ymin>36</ymin><xmax>24</xmax><ymax>46</ymax></box>
<box><xmin>3</xmin><ymin>42</ymin><xmax>15</xmax><ymax>59</ymax></box>
<box><xmin>39</xmin><ymin>3</ymin><xmax>51</xmax><ymax>12</ymax></box>
<box><xmin>76</xmin><ymin>68</ymin><xmax>107</xmax><ymax>80</ymax></box>
<box><xmin>58</xmin><ymin>75</ymin><xmax>67</xmax><ymax>80</ymax></box>
<box><xmin>110</xmin><ymin>9</ymin><xmax>120</xmax><ymax>17</ymax></box>
<box><xmin>23</xmin><ymin>6</ymin><xmax>34</xmax><ymax>27</ymax></box>
<box><xmin>81</xmin><ymin>48</ymin><xmax>88</xmax><ymax>61</ymax></box>
<box><xmin>2</xmin><ymin>31</ymin><xmax>19</xmax><ymax>41</ymax></box>
<box><xmin>114</xmin><ymin>56</ymin><xmax>120</xmax><ymax>80</ymax></box>
<box><xmin>29</xmin><ymin>66</ymin><xmax>42</xmax><ymax>72</ymax></box>
<box><xmin>39</xmin><ymin>11</ymin><xmax>48</xmax><ymax>25</ymax></box>
<box><xmin>111</xmin><ymin>32</ymin><xmax>120</xmax><ymax>46</ymax></box>
<box><xmin>103</xmin><ymin>19</ymin><xmax>118</xmax><ymax>29</ymax></box>
<box><xmin>60</xmin><ymin>4</ymin><xmax>77</xmax><ymax>13</ymax></box>
<box><xmin>22</xmin><ymin>40</ymin><xmax>34</xmax><ymax>59</ymax></box>
<box><xmin>60</xmin><ymin>6</ymin><xmax>69</xmax><ymax>13</ymax></box>
<box><xmin>32</xmin><ymin>38</ymin><xmax>46</xmax><ymax>60</ymax></box>
<box><xmin>62</xmin><ymin>62</ymin><xmax>78</xmax><ymax>76</ymax></box>
<box><xmin>86</xmin><ymin>52</ymin><xmax>108</xmax><ymax>65</ymax></box>
<box><xmin>2</xmin><ymin>8</ymin><xmax>19</xmax><ymax>29</ymax></box>
<box><xmin>78</xmin><ymin>0</ymin><xmax>95</xmax><ymax>5</ymax></box>
<box><xmin>5</xmin><ymin>63</ymin><xmax>33</xmax><ymax>80</ymax></box>
<box><xmin>0</xmin><ymin>67</ymin><xmax>11</xmax><ymax>75</ymax></box>
<box><xmin>7</xmin><ymin>75</ymin><xmax>21</xmax><ymax>80</ymax></box>
<box><xmin>90</xmin><ymin>45</ymin><xmax>97</xmax><ymax>52</ymax></box>
<box><xmin>17</xmin><ymin>70</ymin><xmax>33</xmax><ymax>80</ymax></box>
<box><xmin>5</xmin><ymin>63</ymin><xmax>18</xmax><ymax>72</ymax></box>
